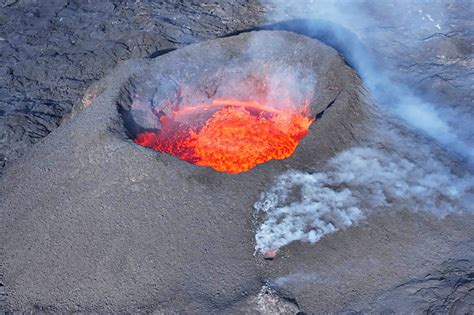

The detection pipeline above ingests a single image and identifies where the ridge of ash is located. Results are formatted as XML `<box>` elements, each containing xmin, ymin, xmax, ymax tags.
<box><xmin>314</xmin><ymin>90</ymin><xmax>342</xmax><ymax>121</ymax></box>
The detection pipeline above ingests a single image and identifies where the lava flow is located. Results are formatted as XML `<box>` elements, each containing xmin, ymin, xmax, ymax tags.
<box><xmin>134</xmin><ymin>99</ymin><xmax>313</xmax><ymax>174</ymax></box>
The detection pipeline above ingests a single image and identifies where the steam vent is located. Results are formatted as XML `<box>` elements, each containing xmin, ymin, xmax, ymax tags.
<box><xmin>2</xmin><ymin>31</ymin><xmax>473</xmax><ymax>313</ymax></box>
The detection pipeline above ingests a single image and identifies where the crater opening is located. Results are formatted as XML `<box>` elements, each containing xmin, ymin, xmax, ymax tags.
<box><xmin>119</xmin><ymin>56</ymin><xmax>316</xmax><ymax>174</ymax></box>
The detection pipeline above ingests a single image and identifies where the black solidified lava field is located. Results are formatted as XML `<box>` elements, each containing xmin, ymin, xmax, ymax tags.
<box><xmin>1</xmin><ymin>1</ymin><xmax>473</xmax><ymax>314</ymax></box>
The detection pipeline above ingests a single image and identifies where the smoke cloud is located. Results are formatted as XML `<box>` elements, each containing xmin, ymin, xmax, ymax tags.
<box><xmin>268</xmin><ymin>272</ymin><xmax>328</xmax><ymax>289</ymax></box>
<box><xmin>254</xmin><ymin>144</ymin><xmax>473</xmax><ymax>252</ymax></box>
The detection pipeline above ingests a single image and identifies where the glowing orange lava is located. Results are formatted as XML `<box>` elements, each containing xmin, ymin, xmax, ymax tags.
<box><xmin>134</xmin><ymin>99</ymin><xmax>313</xmax><ymax>174</ymax></box>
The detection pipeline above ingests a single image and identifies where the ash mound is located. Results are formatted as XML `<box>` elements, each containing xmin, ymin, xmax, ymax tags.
<box><xmin>1</xmin><ymin>30</ymin><xmax>366</xmax><ymax>313</ymax></box>
<box><xmin>1</xmin><ymin>31</ymin><xmax>472</xmax><ymax>313</ymax></box>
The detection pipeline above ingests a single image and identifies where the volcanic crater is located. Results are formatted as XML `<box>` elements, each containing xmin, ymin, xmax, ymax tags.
<box><xmin>118</xmin><ymin>60</ymin><xmax>318</xmax><ymax>174</ymax></box>
<box><xmin>1</xmin><ymin>30</ymin><xmax>376</xmax><ymax>313</ymax></box>
<box><xmin>2</xmin><ymin>0</ymin><xmax>474</xmax><ymax>313</ymax></box>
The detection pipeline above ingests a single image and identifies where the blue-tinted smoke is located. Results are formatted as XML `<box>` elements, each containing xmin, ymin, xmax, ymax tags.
<box><xmin>261</xmin><ymin>1</ymin><xmax>473</xmax><ymax>164</ymax></box>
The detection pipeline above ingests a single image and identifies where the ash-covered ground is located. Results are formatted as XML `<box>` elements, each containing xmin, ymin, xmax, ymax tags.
<box><xmin>1</xmin><ymin>0</ymin><xmax>473</xmax><ymax>313</ymax></box>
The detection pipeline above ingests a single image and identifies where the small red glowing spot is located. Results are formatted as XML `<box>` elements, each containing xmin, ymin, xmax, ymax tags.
<box><xmin>262</xmin><ymin>248</ymin><xmax>279</xmax><ymax>259</ymax></box>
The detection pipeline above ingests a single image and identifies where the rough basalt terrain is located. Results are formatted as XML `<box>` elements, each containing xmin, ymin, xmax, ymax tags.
<box><xmin>359</xmin><ymin>256</ymin><xmax>474</xmax><ymax>314</ymax></box>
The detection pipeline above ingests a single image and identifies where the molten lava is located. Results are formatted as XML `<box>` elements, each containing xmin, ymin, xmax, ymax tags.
<box><xmin>134</xmin><ymin>99</ymin><xmax>313</xmax><ymax>174</ymax></box>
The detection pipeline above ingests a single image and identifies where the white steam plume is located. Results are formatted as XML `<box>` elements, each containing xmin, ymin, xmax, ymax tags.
<box><xmin>254</xmin><ymin>146</ymin><xmax>473</xmax><ymax>252</ymax></box>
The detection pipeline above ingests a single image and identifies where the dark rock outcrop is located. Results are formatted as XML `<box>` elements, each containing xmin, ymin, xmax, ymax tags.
<box><xmin>350</xmin><ymin>256</ymin><xmax>474</xmax><ymax>314</ymax></box>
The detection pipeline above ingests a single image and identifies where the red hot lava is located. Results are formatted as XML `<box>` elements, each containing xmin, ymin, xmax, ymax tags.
<box><xmin>134</xmin><ymin>98</ymin><xmax>313</xmax><ymax>174</ymax></box>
